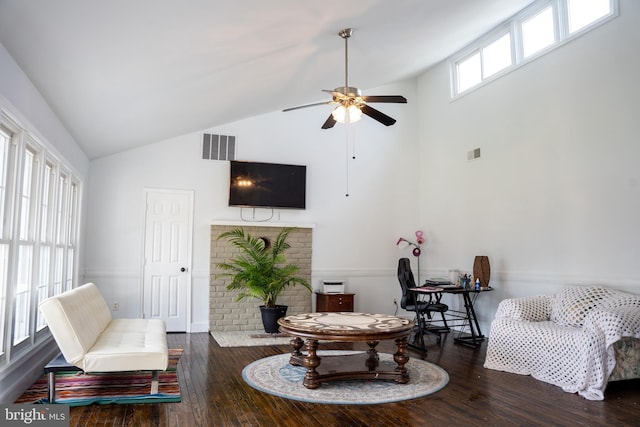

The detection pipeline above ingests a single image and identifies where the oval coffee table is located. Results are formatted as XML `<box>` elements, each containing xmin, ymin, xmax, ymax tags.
<box><xmin>277</xmin><ymin>312</ymin><xmax>414</xmax><ymax>389</ymax></box>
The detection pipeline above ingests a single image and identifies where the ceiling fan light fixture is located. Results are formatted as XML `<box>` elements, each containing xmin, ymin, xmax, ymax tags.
<box><xmin>283</xmin><ymin>27</ymin><xmax>406</xmax><ymax>128</ymax></box>
<box><xmin>332</xmin><ymin>104</ymin><xmax>362</xmax><ymax>124</ymax></box>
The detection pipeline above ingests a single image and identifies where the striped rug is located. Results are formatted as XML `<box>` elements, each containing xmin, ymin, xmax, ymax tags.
<box><xmin>15</xmin><ymin>349</ymin><xmax>182</xmax><ymax>406</ymax></box>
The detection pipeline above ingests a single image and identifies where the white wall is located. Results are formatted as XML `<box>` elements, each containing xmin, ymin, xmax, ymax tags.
<box><xmin>84</xmin><ymin>79</ymin><xmax>420</xmax><ymax>330</ymax></box>
<box><xmin>416</xmin><ymin>0</ymin><xmax>640</xmax><ymax>331</ymax></box>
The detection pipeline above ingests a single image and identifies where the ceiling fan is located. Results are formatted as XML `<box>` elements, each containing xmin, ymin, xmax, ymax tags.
<box><xmin>283</xmin><ymin>28</ymin><xmax>407</xmax><ymax>129</ymax></box>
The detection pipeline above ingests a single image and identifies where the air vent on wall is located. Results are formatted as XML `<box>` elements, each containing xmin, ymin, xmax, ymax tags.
<box><xmin>202</xmin><ymin>133</ymin><xmax>236</xmax><ymax>160</ymax></box>
<box><xmin>467</xmin><ymin>147</ymin><xmax>481</xmax><ymax>161</ymax></box>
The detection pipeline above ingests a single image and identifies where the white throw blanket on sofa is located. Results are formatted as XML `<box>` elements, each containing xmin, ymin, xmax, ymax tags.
<box><xmin>484</xmin><ymin>286</ymin><xmax>640</xmax><ymax>400</ymax></box>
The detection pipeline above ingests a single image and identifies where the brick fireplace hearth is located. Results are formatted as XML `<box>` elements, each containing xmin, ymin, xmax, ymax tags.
<box><xmin>209</xmin><ymin>223</ymin><xmax>313</xmax><ymax>332</ymax></box>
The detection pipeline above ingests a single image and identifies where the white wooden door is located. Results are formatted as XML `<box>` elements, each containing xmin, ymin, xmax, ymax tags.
<box><xmin>142</xmin><ymin>189</ymin><xmax>193</xmax><ymax>332</ymax></box>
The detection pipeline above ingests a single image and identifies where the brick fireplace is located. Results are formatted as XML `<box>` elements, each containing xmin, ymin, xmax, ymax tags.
<box><xmin>209</xmin><ymin>223</ymin><xmax>313</xmax><ymax>332</ymax></box>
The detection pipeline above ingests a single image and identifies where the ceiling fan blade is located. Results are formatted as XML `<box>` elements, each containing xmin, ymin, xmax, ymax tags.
<box><xmin>360</xmin><ymin>104</ymin><xmax>396</xmax><ymax>126</ymax></box>
<box><xmin>321</xmin><ymin>114</ymin><xmax>337</xmax><ymax>129</ymax></box>
<box><xmin>283</xmin><ymin>101</ymin><xmax>332</xmax><ymax>112</ymax></box>
<box><xmin>361</xmin><ymin>95</ymin><xmax>407</xmax><ymax>104</ymax></box>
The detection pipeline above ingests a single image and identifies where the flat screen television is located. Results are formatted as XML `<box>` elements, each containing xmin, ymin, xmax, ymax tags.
<box><xmin>229</xmin><ymin>160</ymin><xmax>306</xmax><ymax>209</ymax></box>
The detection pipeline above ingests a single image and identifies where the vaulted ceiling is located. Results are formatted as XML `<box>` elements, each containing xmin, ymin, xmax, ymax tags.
<box><xmin>0</xmin><ymin>0</ymin><xmax>534</xmax><ymax>159</ymax></box>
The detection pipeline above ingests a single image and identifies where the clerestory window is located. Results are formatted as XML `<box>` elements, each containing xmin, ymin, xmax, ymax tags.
<box><xmin>451</xmin><ymin>0</ymin><xmax>618</xmax><ymax>97</ymax></box>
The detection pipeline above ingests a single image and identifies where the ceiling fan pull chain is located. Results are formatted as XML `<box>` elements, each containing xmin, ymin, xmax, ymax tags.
<box><xmin>345</xmin><ymin>124</ymin><xmax>350</xmax><ymax>197</ymax></box>
<box><xmin>351</xmin><ymin>124</ymin><xmax>357</xmax><ymax>160</ymax></box>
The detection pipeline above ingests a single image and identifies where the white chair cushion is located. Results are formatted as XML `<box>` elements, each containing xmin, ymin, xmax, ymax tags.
<box><xmin>39</xmin><ymin>283</ymin><xmax>112</xmax><ymax>365</ymax></box>
<box><xmin>495</xmin><ymin>295</ymin><xmax>551</xmax><ymax>322</ymax></box>
<box><xmin>82</xmin><ymin>319</ymin><xmax>168</xmax><ymax>372</ymax></box>
<box><xmin>485</xmin><ymin>286</ymin><xmax>640</xmax><ymax>400</ymax></box>
<box><xmin>40</xmin><ymin>283</ymin><xmax>169</xmax><ymax>375</ymax></box>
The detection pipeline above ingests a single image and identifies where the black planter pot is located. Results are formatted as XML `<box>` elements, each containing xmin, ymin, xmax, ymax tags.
<box><xmin>259</xmin><ymin>305</ymin><xmax>288</xmax><ymax>333</ymax></box>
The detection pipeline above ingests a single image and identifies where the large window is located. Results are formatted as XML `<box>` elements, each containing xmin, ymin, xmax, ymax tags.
<box><xmin>0</xmin><ymin>110</ymin><xmax>81</xmax><ymax>365</ymax></box>
<box><xmin>451</xmin><ymin>0</ymin><xmax>618</xmax><ymax>97</ymax></box>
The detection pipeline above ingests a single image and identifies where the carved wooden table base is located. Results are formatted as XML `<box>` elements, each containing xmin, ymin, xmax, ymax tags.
<box><xmin>278</xmin><ymin>312</ymin><xmax>414</xmax><ymax>389</ymax></box>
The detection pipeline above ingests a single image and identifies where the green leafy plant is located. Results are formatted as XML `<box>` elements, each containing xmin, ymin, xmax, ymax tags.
<box><xmin>216</xmin><ymin>227</ymin><xmax>311</xmax><ymax>308</ymax></box>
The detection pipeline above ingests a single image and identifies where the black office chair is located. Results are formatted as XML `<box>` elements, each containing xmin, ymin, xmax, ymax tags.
<box><xmin>397</xmin><ymin>257</ymin><xmax>449</xmax><ymax>348</ymax></box>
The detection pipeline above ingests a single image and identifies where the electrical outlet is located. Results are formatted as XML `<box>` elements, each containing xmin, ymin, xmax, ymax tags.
<box><xmin>112</xmin><ymin>302</ymin><xmax>119</xmax><ymax>311</ymax></box>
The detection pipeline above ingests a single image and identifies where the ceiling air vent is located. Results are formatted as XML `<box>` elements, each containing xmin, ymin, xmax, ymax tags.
<box><xmin>202</xmin><ymin>133</ymin><xmax>236</xmax><ymax>161</ymax></box>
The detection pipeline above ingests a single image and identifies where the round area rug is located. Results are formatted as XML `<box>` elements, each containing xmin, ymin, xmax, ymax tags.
<box><xmin>242</xmin><ymin>351</ymin><xmax>448</xmax><ymax>405</ymax></box>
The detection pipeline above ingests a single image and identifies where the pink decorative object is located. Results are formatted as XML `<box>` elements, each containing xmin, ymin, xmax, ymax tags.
<box><xmin>396</xmin><ymin>231</ymin><xmax>425</xmax><ymax>258</ymax></box>
<box><xmin>396</xmin><ymin>238</ymin><xmax>410</xmax><ymax>250</ymax></box>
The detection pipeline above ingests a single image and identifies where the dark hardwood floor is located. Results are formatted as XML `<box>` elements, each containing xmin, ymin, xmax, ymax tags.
<box><xmin>68</xmin><ymin>332</ymin><xmax>639</xmax><ymax>426</ymax></box>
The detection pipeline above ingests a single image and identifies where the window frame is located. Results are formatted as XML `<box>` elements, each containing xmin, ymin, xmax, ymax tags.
<box><xmin>481</xmin><ymin>31</ymin><xmax>514</xmax><ymax>79</ymax></box>
<box><xmin>0</xmin><ymin>105</ymin><xmax>82</xmax><ymax>367</ymax></box>
<box><xmin>450</xmin><ymin>23</ymin><xmax>516</xmax><ymax>96</ymax></box>
<box><xmin>450</xmin><ymin>0</ymin><xmax>619</xmax><ymax>98</ymax></box>
<box><xmin>0</xmin><ymin>119</ymin><xmax>20</xmax><ymax>366</ymax></box>
<box><xmin>12</xmin><ymin>138</ymin><xmax>40</xmax><ymax>350</ymax></box>
<box><xmin>518</xmin><ymin>2</ymin><xmax>559</xmax><ymax>60</ymax></box>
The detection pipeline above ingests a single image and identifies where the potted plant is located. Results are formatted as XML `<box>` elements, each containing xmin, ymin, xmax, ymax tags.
<box><xmin>216</xmin><ymin>227</ymin><xmax>312</xmax><ymax>333</ymax></box>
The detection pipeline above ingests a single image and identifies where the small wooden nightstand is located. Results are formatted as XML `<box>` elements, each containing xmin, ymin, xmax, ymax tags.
<box><xmin>315</xmin><ymin>292</ymin><xmax>355</xmax><ymax>312</ymax></box>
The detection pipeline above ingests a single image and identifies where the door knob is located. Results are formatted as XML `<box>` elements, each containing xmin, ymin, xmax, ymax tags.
<box><xmin>180</xmin><ymin>267</ymin><xmax>186</xmax><ymax>272</ymax></box>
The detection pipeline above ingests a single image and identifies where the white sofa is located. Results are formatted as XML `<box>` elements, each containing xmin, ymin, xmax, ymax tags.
<box><xmin>483</xmin><ymin>286</ymin><xmax>640</xmax><ymax>400</ymax></box>
<box><xmin>39</xmin><ymin>283</ymin><xmax>168</xmax><ymax>395</ymax></box>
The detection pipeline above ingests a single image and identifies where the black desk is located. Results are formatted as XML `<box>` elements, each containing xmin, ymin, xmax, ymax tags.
<box><xmin>411</xmin><ymin>286</ymin><xmax>492</xmax><ymax>348</ymax></box>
